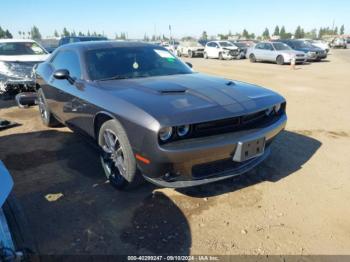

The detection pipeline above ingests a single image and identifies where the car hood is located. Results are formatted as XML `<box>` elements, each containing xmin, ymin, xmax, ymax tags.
<box><xmin>0</xmin><ymin>54</ymin><xmax>49</xmax><ymax>62</ymax></box>
<box><xmin>294</xmin><ymin>47</ymin><xmax>323</xmax><ymax>53</ymax></box>
<box><xmin>96</xmin><ymin>73</ymin><xmax>284</xmax><ymax>126</ymax></box>
<box><xmin>222</xmin><ymin>46</ymin><xmax>238</xmax><ymax>50</ymax></box>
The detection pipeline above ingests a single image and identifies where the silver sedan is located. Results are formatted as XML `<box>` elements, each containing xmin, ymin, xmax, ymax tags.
<box><xmin>247</xmin><ymin>42</ymin><xmax>306</xmax><ymax>65</ymax></box>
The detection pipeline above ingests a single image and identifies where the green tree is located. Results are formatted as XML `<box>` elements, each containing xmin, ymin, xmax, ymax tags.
<box><xmin>200</xmin><ymin>31</ymin><xmax>208</xmax><ymax>40</ymax></box>
<box><xmin>30</xmin><ymin>26</ymin><xmax>41</xmax><ymax>40</ymax></box>
<box><xmin>273</xmin><ymin>26</ymin><xmax>280</xmax><ymax>36</ymax></box>
<box><xmin>18</xmin><ymin>31</ymin><xmax>22</xmax><ymax>38</ymax></box>
<box><xmin>54</xmin><ymin>30</ymin><xmax>59</xmax><ymax>37</ymax></box>
<box><xmin>62</xmin><ymin>27</ymin><xmax>70</xmax><ymax>37</ymax></box>
<box><xmin>340</xmin><ymin>25</ymin><xmax>345</xmax><ymax>35</ymax></box>
<box><xmin>334</xmin><ymin>26</ymin><xmax>338</xmax><ymax>35</ymax></box>
<box><xmin>280</xmin><ymin>26</ymin><xmax>286</xmax><ymax>39</ymax></box>
<box><xmin>0</xmin><ymin>27</ymin><xmax>5</xmax><ymax>38</ymax></box>
<box><xmin>262</xmin><ymin>28</ymin><xmax>270</xmax><ymax>39</ymax></box>
<box><xmin>242</xmin><ymin>29</ymin><xmax>249</xmax><ymax>39</ymax></box>
<box><xmin>5</xmin><ymin>30</ymin><xmax>13</xmax><ymax>38</ymax></box>
<box><xmin>294</xmin><ymin>26</ymin><xmax>301</xmax><ymax>39</ymax></box>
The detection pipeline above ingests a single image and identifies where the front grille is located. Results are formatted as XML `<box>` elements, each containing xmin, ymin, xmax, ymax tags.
<box><xmin>160</xmin><ymin>103</ymin><xmax>286</xmax><ymax>144</ymax></box>
<box><xmin>229</xmin><ymin>50</ymin><xmax>239</xmax><ymax>56</ymax></box>
<box><xmin>196</xmin><ymin>49</ymin><xmax>204</xmax><ymax>51</ymax></box>
<box><xmin>193</xmin><ymin>109</ymin><xmax>273</xmax><ymax>137</ymax></box>
<box><xmin>296</xmin><ymin>54</ymin><xmax>304</xmax><ymax>57</ymax></box>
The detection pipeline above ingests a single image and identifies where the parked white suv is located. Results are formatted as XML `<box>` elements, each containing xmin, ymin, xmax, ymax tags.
<box><xmin>177</xmin><ymin>41</ymin><xmax>205</xmax><ymax>57</ymax></box>
<box><xmin>204</xmin><ymin>41</ymin><xmax>240</xmax><ymax>60</ymax></box>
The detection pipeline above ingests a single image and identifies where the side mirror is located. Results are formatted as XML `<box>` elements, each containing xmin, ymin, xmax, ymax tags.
<box><xmin>186</xmin><ymin>62</ymin><xmax>193</xmax><ymax>68</ymax></box>
<box><xmin>53</xmin><ymin>69</ymin><xmax>75</xmax><ymax>84</ymax></box>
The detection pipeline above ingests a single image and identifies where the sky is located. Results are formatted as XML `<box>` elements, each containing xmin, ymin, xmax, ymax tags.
<box><xmin>1</xmin><ymin>0</ymin><xmax>349</xmax><ymax>39</ymax></box>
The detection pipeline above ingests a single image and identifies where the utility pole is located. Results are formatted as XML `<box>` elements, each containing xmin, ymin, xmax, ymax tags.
<box><xmin>169</xmin><ymin>24</ymin><xmax>172</xmax><ymax>42</ymax></box>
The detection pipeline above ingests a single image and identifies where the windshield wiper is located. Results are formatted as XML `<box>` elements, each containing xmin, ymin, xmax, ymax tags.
<box><xmin>96</xmin><ymin>75</ymin><xmax>131</xmax><ymax>81</ymax></box>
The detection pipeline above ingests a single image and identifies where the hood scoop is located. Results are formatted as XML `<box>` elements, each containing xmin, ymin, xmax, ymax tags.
<box><xmin>159</xmin><ymin>89</ymin><xmax>187</xmax><ymax>94</ymax></box>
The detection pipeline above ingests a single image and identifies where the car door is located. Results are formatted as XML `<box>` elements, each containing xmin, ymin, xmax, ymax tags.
<box><xmin>205</xmin><ymin>42</ymin><xmax>214</xmax><ymax>57</ymax></box>
<box><xmin>253</xmin><ymin>43</ymin><xmax>265</xmax><ymax>60</ymax></box>
<box><xmin>264</xmin><ymin>43</ymin><xmax>276</xmax><ymax>61</ymax></box>
<box><xmin>211</xmin><ymin>42</ymin><xmax>220</xmax><ymax>58</ymax></box>
<box><xmin>46</xmin><ymin>49</ymin><xmax>87</xmax><ymax>125</ymax></box>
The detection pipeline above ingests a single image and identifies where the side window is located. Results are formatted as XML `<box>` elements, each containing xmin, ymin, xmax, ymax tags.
<box><xmin>266</xmin><ymin>43</ymin><xmax>273</xmax><ymax>50</ymax></box>
<box><xmin>255</xmin><ymin>43</ymin><xmax>264</xmax><ymax>49</ymax></box>
<box><xmin>51</xmin><ymin>50</ymin><xmax>81</xmax><ymax>79</ymax></box>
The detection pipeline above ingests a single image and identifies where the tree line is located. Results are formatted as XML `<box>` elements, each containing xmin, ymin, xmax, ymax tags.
<box><xmin>0</xmin><ymin>24</ymin><xmax>347</xmax><ymax>40</ymax></box>
<box><xmin>199</xmin><ymin>24</ymin><xmax>346</xmax><ymax>41</ymax></box>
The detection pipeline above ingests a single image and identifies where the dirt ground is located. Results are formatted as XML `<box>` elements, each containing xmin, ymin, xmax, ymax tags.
<box><xmin>0</xmin><ymin>49</ymin><xmax>349</xmax><ymax>255</ymax></box>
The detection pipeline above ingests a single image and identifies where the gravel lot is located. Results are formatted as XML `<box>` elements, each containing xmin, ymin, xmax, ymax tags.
<box><xmin>0</xmin><ymin>49</ymin><xmax>349</xmax><ymax>255</ymax></box>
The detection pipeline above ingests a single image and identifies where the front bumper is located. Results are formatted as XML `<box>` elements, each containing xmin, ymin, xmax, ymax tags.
<box><xmin>0</xmin><ymin>78</ymin><xmax>36</xmax><ymax>98</ymax></box>
<box><xmin>141</xmin><ymin>114</ymin><xmax>287</xmax><ymax>188</ymax></box>
<box><xmin>306</xmin><ymin>52</ymin><xmax>327</xmax><ymax>61</ymax></box>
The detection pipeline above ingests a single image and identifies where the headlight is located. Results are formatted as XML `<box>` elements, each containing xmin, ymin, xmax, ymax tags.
<box><xmin>0</xmin><ymin>61</ymin><xmax>11</xmax><ymax>76</ymax></box>
<box><xmin>274</xmin><ymin>103</ymin><xmax>281</xmax><ymax>113</ymax></box>
<box><xmin>266</xmin><ymin>103</ymin><xmax>282</xmax><ymax>116</ymax></box>
<box><xmin>177</xmin><ymin>125</ymin><xmax>190</xmax><ymax>137</ymax></box>
<box><xmin>159</xmin><ymin>127</ymin><xmax>173</xmax><ymax>141</ymax></box>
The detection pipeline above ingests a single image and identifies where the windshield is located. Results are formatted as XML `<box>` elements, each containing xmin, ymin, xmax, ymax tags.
<box><xmin>232</xmin><ymin>42</ymin><xmax>247</xmax><ymax>48</ymax></box>
<box><xmin>86</xmin><ymin>46</ymin><xmax>193</xmax><ymax>81</ymax></box>
<box><xmin>273</xmin><ymin>43</ymin><xmax>292</xmax><ymax>51</ymax></box>
<box><xmin>293</xmin><ymin>41</ymin><xmax>313</xmax><ymax>48</ymax></box>
<box><xmin>0</xmin><ymin>42</ymin><xmax>47</xmax><ymax>56</ymax></box>
<box><xmin>219</xmin><ymin>41</ymin><xmax>234</xmax><ymax>47</ymax></box>
<box><xmin>79</xmin><ymin>37</ymin><xmax>108</xmax><ymax>42</ymax></box>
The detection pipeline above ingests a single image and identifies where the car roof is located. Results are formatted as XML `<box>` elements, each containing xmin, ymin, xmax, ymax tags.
<box><xmin>0</xmin><ymin>39</ymin><xmax>36</xmax><ymax>43</ymax></box>
<box><xmin>58</xmin><ymin>40</ymin><xmax>160</xmax><ymax>51</ymax></box>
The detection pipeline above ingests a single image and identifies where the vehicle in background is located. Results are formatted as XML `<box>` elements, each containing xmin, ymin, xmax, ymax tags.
<box><xmin>230</xmin><ymin>41</ymin><xmax>249</xmax><ymax>59</ymax></box>
<box><xmin>0</xmin><ymin>161</ymin><xmax>36</xmax><ymax>260</ymax></box>
<box><xmin>58</xmin><ymin>36</ymin><xmax>108</xmax><ymax>46</ymax></box>
<box><xmin>204</xmin><ymin>41</ymin><xmax>240</xmax><ymax>60</ymax></box>
<box><xmin>278</xmin><ymin>39</ymin><xmax>327</xmax><ymax>61</ymax></box>
<box><xmin>161</xmin><ymin>40</ymin><xmax>179</xmax><ymax>55</ymax></box>
<box><xmin>35</xmin><ymin>41</ymin><xmax>287</xmax><ymax>189</ymax></box>
<box><xmin>38</xmin><ymin>38</ymin><xmax>59</xmax><ymax>53</ymax></box>
<box><xmin>177</xmin><ymin>41</ymin><xmax>205</xmax><ymax>57</ymax></box>
<box><xmin>0</xmin><ymin>39</ymin><xmax>49</xmax><ymax>99</ymax></box>
<box><xmin>329</xmin><ymin>37</ymin><xmax>347</xmax><ymax>49</ymax></box>
<box><xmin>247</xmin><ymin>42</ymin><xmax>306</xmax><ymax>65</ymax></box>
<box><xmin>301</xmin><ymin>39</ymin><xmax>330</xmax><ymax>53</ymax></box>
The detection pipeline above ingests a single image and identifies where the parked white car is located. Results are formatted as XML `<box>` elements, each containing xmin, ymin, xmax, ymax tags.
<box><xmin>330</xmin><ymin>38</ymin><xmax>347</xmax><ymax>49</ymax></box>
<box><xmin>0</xmin><ymin>39</ymin><xmax>49</xmax><ymax>98</ymax></box>
<box><xmin>301</xmin><ymin>39</ymin><xmax>330</xmax><ymax>53</ymax></box>
<box><xmin>247</xmin><ymin>42</ymin><xmax>306</xmax><ymax>65</ymax></box>
<box><xmin>204</xmin><ymin>41</ymin><xmax>240</xmax><ymax>60</ymax></box>
<box><xmin>161</xmin><ymin>41</ymin><xmax>179</xmax><ymax>55</ymax></box>
<box><xmin>177</xmin><ymin>41</ymin><xmax>205</xmax><ymax>57</ymax></box>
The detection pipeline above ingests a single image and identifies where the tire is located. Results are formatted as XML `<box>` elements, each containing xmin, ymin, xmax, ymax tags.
<box><xmin>204</xmin><ymin>52</ymin><xmax>208</xmax><ymax>59</ymax></box>
<box><xmin>219</xmin><ymin>52</ymin><xmax>224</xmax><ymax>60</ymax></box>
<box><xmin>37</xmin><ymin>88</ymin><xmax>60</xmax><ymax>127</ymax></box>
<box><xmin>98</xmin><ymin>119</ymin><xmax>143</xmax><ymax>190</ymax></box>
<box><xmin>188</xmin><ymin>50</ymin><xmax>193</xmax><ymax>58</ymax></box>
<box><xmin>249</xmin><ymin>54</ymin><xmax>256</xmax><ymax>63</ymax></box>
<box><xmin>276</xmin><ymin>55</ymin><xmax>284</xmax><ymax>65</ymax></box>
<box><xmin>177</xmin><ymin>50</ymin><xmax>182</xmax><ymax>57</ymax></box>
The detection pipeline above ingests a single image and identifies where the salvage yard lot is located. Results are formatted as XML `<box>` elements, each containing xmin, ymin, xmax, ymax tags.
<box><xmin>0</xmin><ymin>49</ymin><xmax>350</xmax><ymax>255</ymax></box>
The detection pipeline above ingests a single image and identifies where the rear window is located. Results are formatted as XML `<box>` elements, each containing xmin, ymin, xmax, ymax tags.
<box><xmin>0</xmin><ymin>42</ymin><xmax>47</xmax><ymax>56</ymax></box>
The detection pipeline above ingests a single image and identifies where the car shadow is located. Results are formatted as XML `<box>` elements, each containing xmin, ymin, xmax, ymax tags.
<box><xmin>0</xmin><ymin>99</ymin><xmax>17</xmax><ymax>109</ymax></box>
<box><xmin>177</xmin><ymin>130</ymin><xmax>322</xmax><ymax>198</ymax></box>
<box><xmin>0</xmin><ymin>130</ymin><xmax>191</xmax><ymax>255</ymax></box>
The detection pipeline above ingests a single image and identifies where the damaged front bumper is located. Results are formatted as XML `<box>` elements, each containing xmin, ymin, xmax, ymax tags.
<box><xmin>0</xmin><ymin>77</ymin><xmax>36</xmax><ymax>99</ymax></box>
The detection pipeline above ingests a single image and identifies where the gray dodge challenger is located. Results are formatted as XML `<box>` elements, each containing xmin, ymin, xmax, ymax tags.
<box><xmin>35</xmin><ymin>41</ymin><xmax>287</xmax><ymax>189</ymax></box>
